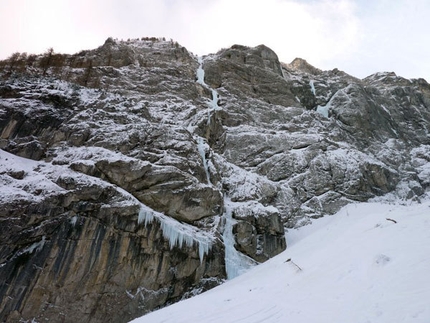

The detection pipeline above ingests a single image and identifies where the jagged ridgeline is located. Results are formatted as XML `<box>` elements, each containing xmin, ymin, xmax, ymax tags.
<box><xmin>1</xmin><ymin>37</ymin><xmax>429</xmax><ymax>323</ymax></box>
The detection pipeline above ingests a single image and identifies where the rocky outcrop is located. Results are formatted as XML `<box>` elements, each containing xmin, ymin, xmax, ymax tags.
<box><xmin>203</xmin><ymin>44</ymin><xmax>299</xmax><ymax>107</ymax></box>
<box><xmin>0</xmin><ymin>151</ymin><xmax>224</xmax><ymax>322</ymax></box>
<box><xmin>0</xmin><ymin>38</ymin><xmax>429</xmax><ymax>322</ymax></box>
<box><xmin>202</xmin><ymin>51</ymin><xmax>430</xmax><ymax>224</ymax></box>
<box><xmin>232</xmin><ymin>202</ymin><xmax>285</xmax><ymax>262</ymax></box>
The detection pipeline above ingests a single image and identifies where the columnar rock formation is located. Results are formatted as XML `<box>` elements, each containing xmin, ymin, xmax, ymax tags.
<box><xmin>0</xmin><ymin>38</ymin><xmax>429</xmax><ymax>322</ymax></box>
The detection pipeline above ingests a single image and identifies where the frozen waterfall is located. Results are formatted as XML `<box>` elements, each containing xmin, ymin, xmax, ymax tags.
<box><xmin>223</xmin><ymin>199</ymin><xmax>257</xmax><ymax>279</ymax></box>
<box><xmin>195</xmin><ymin>56</ymin><xmax>222</xmax><ymax>125</ymax></box>
<box><xmin>196</xmin><ymin>56</ymin><xmax>206</xmax><ymax>86</ymax></box>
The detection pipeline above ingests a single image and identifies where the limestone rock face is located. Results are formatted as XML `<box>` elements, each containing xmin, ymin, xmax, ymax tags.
<box><xmin>203</xmin><ymin>44</ymin><xmax>298</xmax><ymax>107</ymax></box>
<box><xmin>232</xmin><ymin>202</ymin><xmax>285</xmax><ymax>262</ymax></box>
<box><xmin>0</xmin><ymin>151</ymin><xmax>224</xmax><ymax>323</ymax></box>
<box><xmin>1</xmin><ymin>38</ymin><xmax>430</xmax><ymax>322</ymax></box>
<box><xmin>93</xmin><ymin>158</ymin><xmax>223</xmax><ymax>222</ymax></box>
<box><xmin>285</xmin><ymin>58</ymin><xmax>322</xmax><ymax>76</ymax></box>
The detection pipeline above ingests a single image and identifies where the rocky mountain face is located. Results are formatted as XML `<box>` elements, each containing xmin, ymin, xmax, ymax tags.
<box><xmin>0</xmin><ymin>38</ymin><xmax>429</xmax><ymax>322</ymax></box>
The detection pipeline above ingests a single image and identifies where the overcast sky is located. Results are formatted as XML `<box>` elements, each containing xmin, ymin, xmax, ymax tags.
<box><xmin>1</xmin><ymin>0</ymin><xmax>429</xmax><ymax>80</ymax></box>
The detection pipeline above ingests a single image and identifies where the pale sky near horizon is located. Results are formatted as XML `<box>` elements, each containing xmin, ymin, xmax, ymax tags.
<box><xmin>0</xmin><ymin>0</ymin><xmax>429</xmax><ymax>80</ymax></box>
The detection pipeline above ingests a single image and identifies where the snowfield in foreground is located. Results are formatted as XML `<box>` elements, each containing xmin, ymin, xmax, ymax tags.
<box><xmin>132</xmin><ymin>199</ymin><xmax>430</xmax><ymax>323</ymax></box>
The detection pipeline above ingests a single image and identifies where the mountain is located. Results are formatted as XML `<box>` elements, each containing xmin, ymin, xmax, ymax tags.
<box><xmin>0</xmin><ymin>37</ymin><xmax>429</xmax><ymax>322</ymax></box>
<box><xmin>132</xmin><ymin>199</ymin><xmax>430</xmax><ymax>323</ymax></box>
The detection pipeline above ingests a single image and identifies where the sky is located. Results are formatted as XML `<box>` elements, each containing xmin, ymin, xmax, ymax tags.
<box><xmin>1</xmin><ymin>0</ymin><xmax>429</xmax><ymax>80</ymax></box>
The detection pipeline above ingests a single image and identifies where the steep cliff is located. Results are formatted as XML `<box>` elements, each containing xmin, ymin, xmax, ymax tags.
<box><xmin>0</xmin><ymin>38</ymin><xmax>429</xmax><ymax>322</ymax></box>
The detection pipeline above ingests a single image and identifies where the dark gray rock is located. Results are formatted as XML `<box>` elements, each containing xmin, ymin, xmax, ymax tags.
<box><xmin>0</xmin><ymin>173</ymin><xmax>225</xmax><ymax>323</ymax></box>
<box><xmin>232</xmin><ymin>202</ymin><xmax>285</xmax><ymax>262</ymax></box>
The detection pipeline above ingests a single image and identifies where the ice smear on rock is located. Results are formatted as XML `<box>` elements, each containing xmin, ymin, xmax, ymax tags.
<box><xmin>316</xmin><ymin>104</ymin><xmax>329</xmax><ymax>118</ymax></box>
<box><xmin>23</xmin><ymin>236</ymin><xmax>46</xmax><ymax>254</ymax></box>
<box><xmin>309</xmin><ymin>80</ymin><xmax>316</xmax><ymax>96</ymax></box>
<box><xmin>195</xmin><ymin>56</ymin><xmax>222</xmax><ymax>125</ymax></box>
<box><xmin>210</xmin><ymin>89</ymin><xmax>220</xmax><ymax>110</ymax></box>
<box><xmin>138</xmin><ymin>205</ymin><xmax>212</xmax><ymax>262</ymax></box>
<box><xmin>197</xmin><ymin>137</ymin><xmax>211</xmax><ymax>184</ymax></box>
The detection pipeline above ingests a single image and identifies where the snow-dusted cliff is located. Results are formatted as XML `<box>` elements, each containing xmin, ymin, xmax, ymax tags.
<box><xmin>0</xmin><ymin>38</ymin><xmax>429</xmax><ymax>322</ymax></box>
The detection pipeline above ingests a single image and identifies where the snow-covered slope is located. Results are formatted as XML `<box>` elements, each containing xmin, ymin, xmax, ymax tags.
<box><xmin>133</xmin><ymin>199</ymin><xmax>430</xmax><ymax>323</ymax></box>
